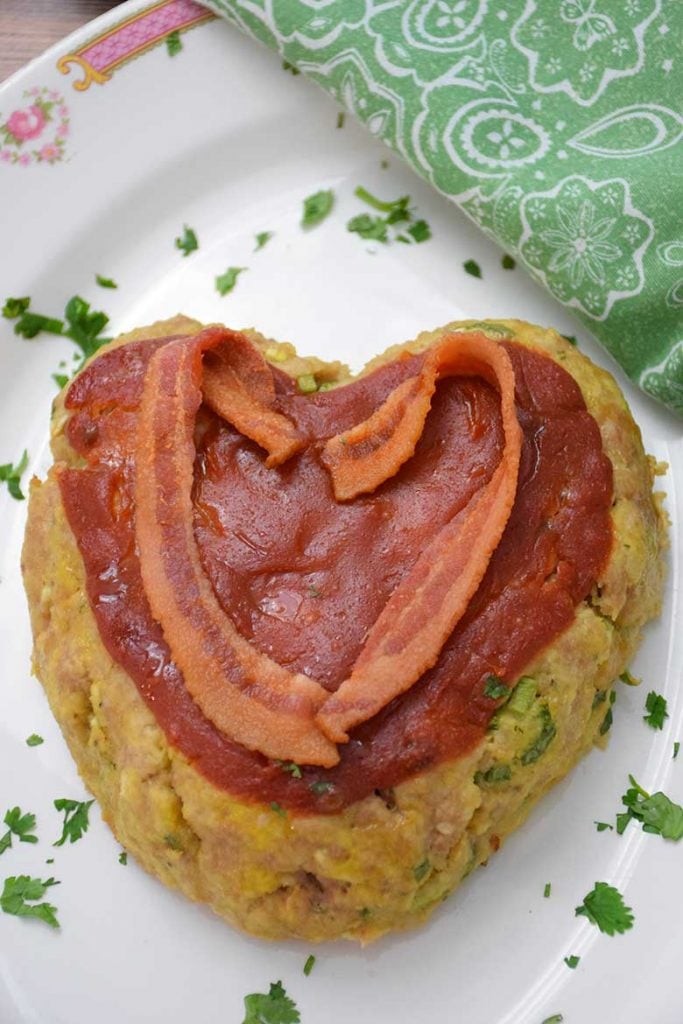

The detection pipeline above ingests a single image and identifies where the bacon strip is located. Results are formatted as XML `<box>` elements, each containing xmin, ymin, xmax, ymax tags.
<box><xmin>135</xmin><ymin>327</ymin><xmax>338</xmax><ymax>766</ymax></box>
<box><xmin>202</xmin><ymin>334</ymin><xmax>304</xmax><ymax>467</ymax></box>
<box><xmin>315</xmin><ymin>332</ymin><xmax>522</xmax><ymax>743</ymax></box>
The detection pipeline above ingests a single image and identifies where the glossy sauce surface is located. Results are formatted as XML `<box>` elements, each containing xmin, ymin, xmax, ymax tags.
<box><xmin>60</xmin><ymin>336</ymin><xmax>613</xmax><ymax>812</ymax></box>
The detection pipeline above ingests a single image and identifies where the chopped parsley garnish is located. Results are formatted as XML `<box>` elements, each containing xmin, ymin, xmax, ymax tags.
<box><xmin>297</xmin><ymin>373</ymin><xmax>318</xmax><ymax>394</ymax></box>
<box><xmin>595</xmin><ymin>821</ymin><xmax>613</xmax><ymax>832</ymax></box>
<box><xmin>175</xmin><ymin>225</ymin><xmax>198</xmax><ymax>257</ymax></box>
<box><xmin>483</xmin><ymin>675</ymin><xmax>510</xmax><ymax>700</ymax></box>
<box><xmin>95</xmin><ymin>274</ymin><xmax>117</xmax><ymax>289</ymax></box>
<box><xmin>542</xmin><ymin>1017</ymin><xmax>563</xmax><ymax>1024</ymax></box>
<box><xmin>599</xmin><ymin>689</ymin><xmax>616</xmax><ymax>736</ymax></box>
<box><xmin>2</xmin><ymin>296</ymin><xmax>30</xmax><ymax>318</ymax></box>
<box><xmin>501</xmin><ymin>254</ymin><xmax>516</xmax><ymax>270</ymax></box>
<box><xmin>53</xmin><ymin>798</ymin><xmax>94</xmax><ymax>846</ymax></box>
<box><xmin>413</xmin><ymin>859</ymin><xmax>430</xmax><ymax>882</ymax></box>
<box><xmin>562</xmin><ymin>335</ymin><xmax>578</xmax><ymax>346</ymax></box>
<box><xmin>277</xmin><ymin>761</ymin><xmax>302</xmax><ymax>779</ymax></box>
<box><xmin>26</xmin><ymin>734</ymin><xmax>44</xmax><ymax>747</ymax></box>
<box><xmin>301</xmin><ymin>189</ymin><xmax>334</xmax><ymax>229</ymax></box>
<box><xmin>347</xmin><ymin>213</ymin><xmax>390</xmax><ymax>243</ymax></box>
<box><xmin>337</xmin><ymin>111</ymin><xmax>345</xmax><ymax>129</ymax></box>
<box><xmin>282</xmin><ymin>60</ymin><xmax>300</xmax><ymax>75</ymax></box>
<box><xmin>303</xmin><ymin>954</ymin><xmax>315</xmax><ymax>976</ymax></box>
<box><xmin>270</xmin><ymin>801</ymin><xmax>287</xmax><ymax>818</ymax></box>
<box><xmin>0</xmin><ymin>807</ymin><xmax>38</xmax><ymax>855</ymax></box>
<box><xmin>463</xmin><ymin>259</ymin><xmax>482</xmax><ymax>278</ymax></box>
<box><xmin>347</xmin><ymin>186</ymin><xmax>430</xmax><ymax>246</ymax></box>
<box><xmin>254</xmin><ymin>231</ymin><xmax>274</xmax><ymax>252</ymax></box>
<box><xmin>474</xmin><ymin>765</ymin><xmax>511</xmax><ymax>785</ymax></box>
<box><xmin>215</xmin><ymin>266</ymin><xmax>247</xmax><ymax>296</ymax></box>
<box><xmin>166</xmin><ymin>30</ymin><xmax>182</xmax><ymax>56</ymax></box>
<box><xmin>0</xmin><ymin>449</ymin><xmax>28</xmax><ymax>501</ymax></box>
<box><xmin>674</xmin><ymin>741</ymin><xmax>680</xmax><ymax>760</ymax></box>
<box><xmin>402</xmin><ymin>219</ymin><xmax>432</xmax><ymax>244</ymax></box>
<box><xmin>308</xmin><ymin>584</ymin><xmax>321</xmax><ymax>598</ymax></box>
<box><xmin>575</xmin><ymin>881</ymin><xmax>634</xmax><ymax>935</ymax></box>
<box><xmin>619</xmin><ymin>669</ymin><xmax>639</xmax><ymax>686</ymax></box>
<box><xmin>242</xmin><ymin>980</ymin><xmax>300</xmax><ymax>1024</ymax></box>
<box><xmin>643</xmin><ymin>690</ymin><xmax>668</xmax><ymax>730</ymax></box>
<box><xmin>543</xmin><ymin>882</ymin><xmax>551</xmax><ymax>898</ymax></box>
<box><xmin>520</xmin><ymin>706</ymin><xmax>556</xmax><ymax>765</ymax></box>
<box><xmin>119</xmin><ymin>851</ymin><xmax>128</xmax><ymax>865</ymax></box>
<box><xmin>164</xmin><ymin>834</ymin><xmax>182</xmax><ymax>850</ymax></box>
<box><xmin>309</xmin><ymin>781</ymin><xmax>334</xmax><ymax>796</ymax></box>
<box><xmin>7</xmin><ymin>294</ymin><xmax>112</xmax><ymax>386</ymax></box>
<box><xmin>1</xmin><ymin>875</ymin><xmax>60</xmax><ymax>929</ymax></box>
<box><xmin>617</xmin><ymin>775</ymin><xmax>683</xmax><ymax>840</ymax></box>
<box><xmin>564</xmin><ymin>955</ymin><xmax>580</xmax><ymax>969</ymax></box>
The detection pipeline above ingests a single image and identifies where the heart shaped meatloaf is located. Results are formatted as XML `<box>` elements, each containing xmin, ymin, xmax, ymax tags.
<box><xmin>22</xmin><ymin>316</ymin><xmax>666</xmax><ymax>942</ymax></box>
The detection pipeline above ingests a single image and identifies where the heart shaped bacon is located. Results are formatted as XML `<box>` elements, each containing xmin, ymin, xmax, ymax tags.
<box><xmin>133</xmin><ymin>328</ymin><xmax>521</xmax><ymax>764</ymax></box>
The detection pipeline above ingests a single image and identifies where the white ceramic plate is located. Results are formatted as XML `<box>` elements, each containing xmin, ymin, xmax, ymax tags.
<box><xmin>1</xmin><ymin>4</ymin><xmax>681</xmax><ymax>1023</ymax></box>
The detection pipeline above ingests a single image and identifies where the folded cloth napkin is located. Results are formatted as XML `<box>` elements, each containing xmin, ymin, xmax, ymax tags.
<box><xmin>203</xmin><ymin>0</ymin><xmax>682</xmax><ymax>416</ymax></box>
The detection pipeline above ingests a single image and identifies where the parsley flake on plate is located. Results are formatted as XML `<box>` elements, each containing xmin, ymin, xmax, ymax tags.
<box><xmin>575</xmin><ymin>881</ymin><xmax>634</xmax><ymax>936</ymax></box>
<box><xmin>564</xmin><ymin>955</ymin><xmax>580</xmax><ymax>969</ymax></box>
<box><xmin>595</xmin><ymin>821</ymin><xmax>613</xmax><ymax>832</ymax></box>
<box><xmin>254</xmin><ymin>231</ymin><xmax>274</xmax><ymax>252</ymax></box>
<box><xmin>53</xmin><ymin>798</ymin><xmax>94</xmax><ymax>846</ymax></box>
<box><xmin>543</xmin><ymin>882</ymin><xmax>551</xmax><ymax>898</ymax></box>
<box><xmin>617</xmin><ymin>775</ymin><xmax>683</xmax><ymax>840</ymax></box>
<box><xmin>175</xmin><ymin>225</ymin><xmax>198</xmax><ymax>257</ymax></box>
<box><xmin>301</xmin><ymin>189</ymin><xmax>334</xmax><ymax>228</ymax></box>
<box><xmin>216</xmin><ymin>266</ymin><xmax>247</xmax><ymax>296</ymax></box>
<box><xmin>6</xmin><ymin>294</ymin><xmax>112</xmax><ymax>386</ymax></box>
<box><xmin>95</xmin><ymin>274</ymin><xmax>117</xmax><ymax>289</ymax></box>
<box><xmin>501</xmin><ymin>254</ymin><xmax>516</xmax><ymax>270</ymax></box>
<box><xmin>119</xmin><ymin>851</ymin><xmax>128</xmax><ymax>866</ymax></box>
<box><xmin>541</xmin><ymin>1016</ymin><xmax>563</xmax><ymax>1024</ymax></box>
<box><xmin>303</xmin><ymin>954</ymin><xmax>315</xmax><ymax>976</ymax></box>
<box><xmin>463</xmin><ymin>259</ymin><xmax>482</xmax><ymax>278</ymax></box>
<box><xmin>562</xmin><ymin>335</ymin><xmax>578</xmax><ymax>347</ymax></box>
<box><xmin>242</xmin><ymin>980</ymin><xmax>300</xmax><ymax>1024</ymax></box>
<box><xmin>0</xmin><ymin>449</ymin><xmax>29</xmax><ymax>501</ymax></box>
<box><xmin>336</xmin><ymin>111</ymin><xmax>345</xmax><ymax>129</ymax></box>
<box><xmin>643</xmin><ymin>690</ymin><xmax>668</xmax><ymax>730</ymax></box>
<box><xmin>26</xmin><ymin>734</ymin><xmax>44</xmax><ymax>747</ymax></box>
<box><xmin>166</xmin><ymin>30</ymin><xmax>182</xmax><ymax>56</ymax></box>
<box><xmin>1</xmin><ymin>875</ymin><xmax>60</xmax><ymax>929</ymax></box>
<box><xmin>0</xmin><ymin>807</ymin><xmax>38</xmax><ymax>856</ymax></box>
<box><xmin>347</xmin><ymin>186</ymin><xmax>430</xmax><ymax>246</ymax></box>
<box><xmin>674</xmin><ymin>741</ymin><xmax>680</xmax><ymax>760</ymax></box>
<box><xmin>2</xmin><ymin>296</ymin><xmax>30</xmax><ymax>318</ymax></box>
<box><xmin>282</xmin><ymin>60</ymin><xmax>300</xmax><ymax>76</ymax></box>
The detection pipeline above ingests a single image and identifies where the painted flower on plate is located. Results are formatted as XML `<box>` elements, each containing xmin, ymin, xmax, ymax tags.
<box><xmin>6</xmin><ymin>105</ymin><xmax>46</xmax><ymax>142</ymax></box>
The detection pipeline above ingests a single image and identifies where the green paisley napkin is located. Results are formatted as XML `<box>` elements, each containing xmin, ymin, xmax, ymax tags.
<box><xmin>204</xmin><ymin>0</ymin><xmax>682</xmax><ymax>416</ymax></box>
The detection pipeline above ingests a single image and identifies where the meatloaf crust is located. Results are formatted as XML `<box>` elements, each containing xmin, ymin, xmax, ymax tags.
<box><xmin>22</xmin><ymin>317</ymin><xmax>666</xmax><ymax>942</ymax></box>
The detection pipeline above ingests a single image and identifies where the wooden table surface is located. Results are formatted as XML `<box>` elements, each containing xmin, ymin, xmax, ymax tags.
<box><xmin>1</xmin><ymin>0</ymin><xmax>122</xmax><ymax>84</ymax></box>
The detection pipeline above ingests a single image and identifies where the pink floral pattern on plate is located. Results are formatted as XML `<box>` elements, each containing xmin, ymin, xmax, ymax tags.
<box><xmin>0</xmin><ymin>88</ymin><xmax>70</xmax><ymax>167</ymax></box>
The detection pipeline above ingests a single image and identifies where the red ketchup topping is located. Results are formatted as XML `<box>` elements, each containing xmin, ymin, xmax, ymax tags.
<box><xmin>59</xmin><ymin>335</ymin><xmax>613</xmax><ymax>813</ymax></box>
